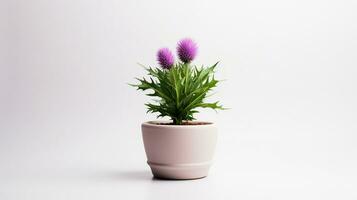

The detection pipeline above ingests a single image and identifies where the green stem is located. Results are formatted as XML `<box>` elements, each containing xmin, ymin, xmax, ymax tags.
<box><xmin>172</xmin><ymin>118</ymin><xmax>182</xmax><ymax>125</ymax></box>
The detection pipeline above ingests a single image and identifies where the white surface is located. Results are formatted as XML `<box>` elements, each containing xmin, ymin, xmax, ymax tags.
<box><xmin>1</xmin><ymin>0</ymin><xmax>357</xmax><ymax>199</ymax></box>
<box><xmin>1</xmin><ymin>132</ymin><xmax>357</xmax><ymax>199</ymax></box>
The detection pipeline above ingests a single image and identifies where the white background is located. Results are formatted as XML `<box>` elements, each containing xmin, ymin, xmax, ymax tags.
<box><xmin>1</xmin><ymin>0</ymin><xmax>357</xmax><ymax>199</ymax></box>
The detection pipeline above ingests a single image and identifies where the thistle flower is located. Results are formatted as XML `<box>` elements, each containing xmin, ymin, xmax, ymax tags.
<box><xmin>132</xmin><ymin>39</ymin><xmax>224</xmax><ymax>125</ymax></box>
<box><xmin>177</xmin><ymin>38</ymin><xmax>197</xmax><ymax>63</ymax></box>
<box><xmin>157</xmin><ymin>48</ymin><xmax>174</xmax><ymax>69</ymax></box>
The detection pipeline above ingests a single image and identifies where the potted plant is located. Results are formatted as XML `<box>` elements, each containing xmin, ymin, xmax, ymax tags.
<box><xmin>131</xmin><ymin>38</ymin><xmax>225</xmax><ymax>179</ymax></box>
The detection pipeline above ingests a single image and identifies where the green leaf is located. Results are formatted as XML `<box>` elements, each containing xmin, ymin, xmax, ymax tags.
<box><xmin>130</xmin><ymin>62</ymin><xmax>225</xmax><ymax>125</ymax></box>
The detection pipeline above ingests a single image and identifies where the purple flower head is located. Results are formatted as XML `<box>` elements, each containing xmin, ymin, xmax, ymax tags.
<box><xmin>157</xmin><ymin>48</ymin><xmax>174</xmax><ymax>69</ymax></box>
<box><xmin>177</xmin><ymin>38</ymin><xmax>197</xmax><ymax>63</ymax></box>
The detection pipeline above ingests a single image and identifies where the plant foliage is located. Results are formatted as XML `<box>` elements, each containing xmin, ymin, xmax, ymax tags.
<box><xmin>131</xmin><ymin>62</ymin><xmax>224</xmax><ymax>125</ymax></box>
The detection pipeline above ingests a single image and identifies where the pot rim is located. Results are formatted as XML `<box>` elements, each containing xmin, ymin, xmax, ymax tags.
<box><xmin>142</xmin><ymin>120</ymin><xmax>216</xmax><ymax>129</ymax></box>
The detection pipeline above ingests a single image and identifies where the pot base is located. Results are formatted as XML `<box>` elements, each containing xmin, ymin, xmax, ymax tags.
<box><xmin>148</xmin><ymin>161</ymin><xmax>211</xmax><ymax>180</ymax></box>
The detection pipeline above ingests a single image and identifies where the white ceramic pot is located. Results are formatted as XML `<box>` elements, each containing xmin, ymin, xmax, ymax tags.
<box><xmin>141</xmin><ymin>121</ymin><xmax>217</xmax><ymax>180</ymax></box>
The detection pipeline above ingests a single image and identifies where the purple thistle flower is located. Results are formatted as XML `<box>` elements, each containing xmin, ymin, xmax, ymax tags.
<box><xmin>177</xmin><ymin>38</ymin><xmax>197</xmax><ymax>63</ymax></box>
<box><xmin>157</xmin><ymin>48</ymin><xmax>174</xmax><ymax>69</ymax></box>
